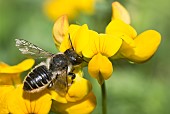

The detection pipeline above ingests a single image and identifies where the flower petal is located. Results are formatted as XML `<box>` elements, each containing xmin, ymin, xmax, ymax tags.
<box><xmin>0</xmin><ymin>85</ymin><xmax>14</xmax><ymax>113</ymax></box>
<box><xmin>50</xmin><ymin>90</ymin><xmax>68</xmax><ymax>103</ymax></box>
<box><xmin>88</xmin><ymin>53</ymin><xmax>113</xmax><ymax>84</ymax></box>
<box><xmin>0</xmin><ymin>59</ymin><xmax>34</xmax><ymax>85</ymax></box>
<box><xmin>83</xmin><ymin>32</ymin><xmax>122</xmax><ymax>58</ymax></box>
<box><xmin>106</xmin><ymin>19</ymin><xmax>137</xmax><ymax>38</ymax></box>
<box><xmin>53</xmin><ymin>15</ymin><xmax>69</xmax><ymax>48</ymax></box>
<box><xmin>7</xmin><ymin>85</ymin><xmax>28</xmax><ymax>114</ymax></box>
<box><xmin>59</xmin><ymin>24</ymin><xmax>81</xmax><ymax>52</ymax></box>
<box><xmin>111</xmin><ymin>33</ymin><xmax>136</xmax><ymax>58</ymax></box>
<box><xmin>66</xmin><ymin>75</ymin><xmax>92</xmax><ymax>102</ymax></box>
<box><xmin>122</xmin><ymin>30</ymin><xmax>161</xmax><ymax>63</ymax></box>
<box><xmin>52</xmin><ymin>92</ymin><xmax>96</xmax><ymax>114</ymax></box>
<box><xmin>82</xmin><ymin>30</ymin><xmax>99</xmax><ymax>58</ymax></box>
<box><xmin>7</xmin><ymin>85</ymin><xmax>52</xmax><ymax>114</ymax></box>
<box><xmin>0</xmin><ymin>73</ymin><xmax>21</xmax><ymax>85</ymax></box>
<box><xmin>74</xmin><ymin>24</ymin><xmax>90</xmax><ymax>54</ymax></box>
<box><xmin>112</xmin><ymin>2</ymin><xmax>131</xmax><ymax>24</ymax></box>
<box><xmin>29</xmin><ymin>89</ymin><xmax>52</xmax><ymax>114</ymax></box>
<box><xmin>0</xmin><ymin>62</ymin><xmax>8</xmax><ymax>68</ymax></box>
<box><xmin>99</xmin><ymin>34</ymin><xmax>122</xmax><ymax>57</ymax></box>
<box><xmin>0</xmin><ymin>59</ymin><xmax>34</xmax><ymax>73</ymax></box>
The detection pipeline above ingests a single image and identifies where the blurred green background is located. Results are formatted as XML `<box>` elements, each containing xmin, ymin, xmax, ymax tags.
<box><xmin>0</xmin><ymin>0</ymin><xmax>170</xmax><ymax>114</ymax></box>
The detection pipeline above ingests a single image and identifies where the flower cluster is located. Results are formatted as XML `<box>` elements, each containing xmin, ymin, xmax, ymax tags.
<box><xmin>53</xmin><ymin>2</ymin><xmax>161</xmax><ymax>85</ymax></box>
<box><xmin>0</xmin><ymin>1</ymin><xmax>161</xmax><ymax>114</ymax></box>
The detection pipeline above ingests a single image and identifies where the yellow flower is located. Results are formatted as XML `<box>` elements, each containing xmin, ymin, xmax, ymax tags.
<box><xmin>53</xmin><ymin>15</ymin><xmax>122</xmax><ymax>84</ymax></box>
<box><xmin>106</xmin><ymin>19</ymin><xmax>161</xmax><ymax>63</ymax></box>
<box><xmin>0</xmin><ymin>85</ymin><xmax>52</xmax><ymax>114</ymax></box>
<box><xmin>50</xmin><ymin>69</ymin><xmax>96</xmax><ymax>114</ymax></box>
<box><xmin>82</xmin><ymin>32</ymin><xmax>122</xmax><ymax>84</ymax></box>
<box><xmin>0</xmin><ymin>59</ymin><xmax>52</xmax><ymax>114</ymax></box>
<box><xmin>44</xmin><ymin>0</ymin><xmax>96</xmax><ymax>20</ymax></box>
<box><xmin>0</xmin><ymin>59</ymin><xmax>34</xmax><ymax>85</ymax></box>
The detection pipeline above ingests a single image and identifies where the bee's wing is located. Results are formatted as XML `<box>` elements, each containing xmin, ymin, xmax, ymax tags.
<box><xmin>52</xmin><ymin>70</ymin><xmax>69</xmax><ymax>96</ymax></box>
<box><xmin>15</xmin><ymin>39</ymin><xmax>53</xmax><ymax>58</ymax></box>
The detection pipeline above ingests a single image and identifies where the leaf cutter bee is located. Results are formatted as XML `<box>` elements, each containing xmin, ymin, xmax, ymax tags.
<box><xmin>15</xmin><ymin>36</ymin><xmax>83</xmax><ymax>96</ymax></box>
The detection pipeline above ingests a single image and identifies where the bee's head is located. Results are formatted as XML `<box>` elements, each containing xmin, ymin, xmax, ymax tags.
<box><xmin>64</xmin><ymin>48</ymin><xmax>83</xmax><ymax>66</ymax></box>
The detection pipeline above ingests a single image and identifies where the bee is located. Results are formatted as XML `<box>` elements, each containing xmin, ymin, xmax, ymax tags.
<box><xmin>15</xmin><ymin>36</ymin><xmax>83</xmax><ymax>96</ymax></box>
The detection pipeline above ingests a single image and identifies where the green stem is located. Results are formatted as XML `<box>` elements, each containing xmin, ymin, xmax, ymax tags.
<box><xmin>101</xmin><ymin>81</ymin><xmax>107</xmax><ymax>114</ymax></box>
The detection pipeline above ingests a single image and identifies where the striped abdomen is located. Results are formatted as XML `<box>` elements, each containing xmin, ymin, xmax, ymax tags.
<box><xmin>23</xmin><ymin>65</ymin><xmax>53</xmax><ymax>92</ymax></box>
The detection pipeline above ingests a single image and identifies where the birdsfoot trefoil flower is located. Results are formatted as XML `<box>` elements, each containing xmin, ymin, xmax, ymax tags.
<box><xmin>106</xmin><ymin>2</ymin><xmax>161</xmax><ymax>63</ymax></box>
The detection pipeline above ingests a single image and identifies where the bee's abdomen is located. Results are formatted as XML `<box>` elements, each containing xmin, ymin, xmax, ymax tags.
<box><xmin>23</xmin><ymin>65</ymin><xmax>52</xmax><ymax>92</ymax></box>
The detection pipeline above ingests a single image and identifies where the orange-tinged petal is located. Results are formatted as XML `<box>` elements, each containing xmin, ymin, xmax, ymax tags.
<box><xmin>99</xmin><ymin>34</ymin><xmax>122</xmax><ymax>57</ymax></box>
<box><xmin>66</xmin><ymin>76</ymin><xmax>92</xmax><ymax>102</ymax></box>
<box><xmin>74</xmin><ymin>24</ymin><xmax>90</xmax><ymax>54</ymax></box>
<box><xmin>7</xmin><ymin>85</ymin><xmax>52</xmax><ymax>114</ymax></box>
<box><xmin>112</xmin><ymin>2</ymin><xmax>130</xmax><ymax>24</ymax></box>
<box><xmin>52</xmin><ymin>92</ymin><xmax>96</xmax><ymax>114</ymax></box>
<box><xmin>53</xmin><ymin>15</ymin><xmax>69</xmax><ymax>48</ymax></box>
<box><xmin>88</xmin><ymin>53</ymin><xmax>113</xmax><ymax>84</ymax></box>
<box><xmin>122</xmin><ymin>30</ymin><xmax>161</xmax><ymax>63</ymax></box>
<box><xmin>0</xmin><ymin>59</ymin><xmax>34</xmax><ymax>73</ymax></box>
<box><xmin>82</xmin><ymin>30</ymin><xmax>99</xmax><ymax>58</ymax></box>
<box><xmin>59</xmin><ymin>34</ymin><xmax>72</xmax><ymax>52</ymax></box>
<box><xmin>106</xmin><ymin>19</ymin><xmax>137</xmax><ymax>38</ymax></box>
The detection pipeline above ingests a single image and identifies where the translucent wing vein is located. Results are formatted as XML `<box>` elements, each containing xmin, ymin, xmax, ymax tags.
<box><xmin>15</xmin><ymin>39</ymin><xmax>53</xmax><ymax>58</ymax></box>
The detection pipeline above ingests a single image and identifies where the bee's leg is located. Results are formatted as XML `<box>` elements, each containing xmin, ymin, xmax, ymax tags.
<box><xmin>68</xmin><ymin>72</ymin><xmax>76</xmax><ymax>84</ymax></box>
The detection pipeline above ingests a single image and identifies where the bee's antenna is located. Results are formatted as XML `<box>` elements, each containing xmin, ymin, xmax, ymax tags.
<box><xmin>68</xmin><ymin>34</ymin><xmax>74</xmax><ymax>50</ymax></box>
<box><xmin>81</xmin><ymin>55</ymin><xmax>88</xmax><ymax>63</ymax></box>
<box><xmin>68</xmin><ymin>33</ymin><xmax>88</xmax><ymax>63</ymax></box>
<box><xmin>83</xmin><ymin>59</ymin><xmax>88</xmax><ymax>63</ymax></box>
